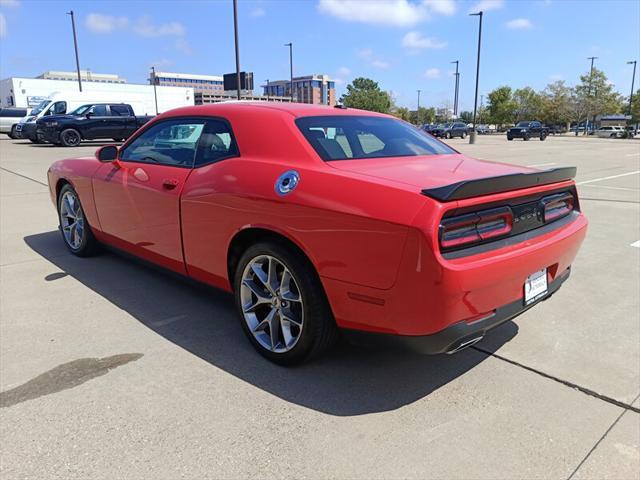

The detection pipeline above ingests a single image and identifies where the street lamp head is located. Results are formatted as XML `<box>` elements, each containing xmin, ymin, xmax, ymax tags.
<box><xmin>628</xmin><ymin>61</ymin><xmax>637</xmax><ymax>65</ymax></box>
<box><xmin>284</xmin><ymin>43</ymin><xmax>292</xmax><ymax>47</ymax></box>
<box><xmin>469</xmin><ymin>11</ymin><xmax>482</xmax><ymax>16</ymax></box>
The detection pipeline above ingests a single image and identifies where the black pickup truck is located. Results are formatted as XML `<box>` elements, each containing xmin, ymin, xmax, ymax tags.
<box><xmin>36</xmin><ymin>103</ymin><xmax>153</xmax><ymax>147</ymax></box>
<box><xmin>506</xmin><ymin>121</ymin><xmax>549</xmax><ymax>141</ymax></box>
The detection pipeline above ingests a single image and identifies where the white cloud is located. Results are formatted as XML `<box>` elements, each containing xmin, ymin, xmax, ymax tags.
<box><xmin>468</xmin><ymin>0</ymin><xmax>504</xmax><ymax>13</ymax></box>
<box><xmin>337</xmin><ymin>66</ymin><xmax>351</xmax><ymax>76</ymax></box>
<box><xmin>134</xmin><ymin>16</ymin><xmax>185</xmax><ymax>37</ymax></box>
<box><xmin>424</xmin><ymin>68</ymin><xmax>441</xmax><ymax>79</ymax></box>
<box><xmin>372</xmin><ymin>59</ymin><xmax>390</xmax><ymax>69</ymax></box>
<box><xmin>86</xmin><ymin>13</ymin><xmax>128</xmax><ymax>33</ymax></box>
<box><xmin>423</xmin><ymin>0</ymin><xmax>456</xmax><ymax>15</ymax></box>
<box><xmin>318</xmin><ymin>0</ymin><xmax>428</xmax><ymax>27</ymax></box>
<box><xmin>0</xmin><ymin>13</ymin><xmax>6</xmax><ymax>38</ymax></box>
<box><xmin>506</xmin><ymin>17</ymin><xmax>533</xmax><ymax>29</ymax></box>
<box><xmin>250</xmin><ymin>7</ymin><xmax>265</xmax><ymax>17</ymax></box>
<box><xmin>357</xmin><ymin>48</ymin><xmax>374</xmax><ymax>60</ymax></box>
<box><xmin>402</xmin><ymin>31</ymin><xmax>447</xmax><ymax>50</ymax></box>
<box><xmin>0</xmin><ymin>0</ymin><xmax>20</xmax><ymax>7</ymax></box>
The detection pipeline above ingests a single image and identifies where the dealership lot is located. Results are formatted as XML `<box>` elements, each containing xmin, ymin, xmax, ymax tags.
<box><xmin>0</xmin><ymin>135</ymin><xmax>638</xmax><ymax>479</ymax></box>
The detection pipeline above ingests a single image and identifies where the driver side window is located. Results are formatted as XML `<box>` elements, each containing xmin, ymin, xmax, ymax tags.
<box><xmin>120</xmin><ymin>118</ymin><xmax>206</xmax><ymax>167</ymax></box>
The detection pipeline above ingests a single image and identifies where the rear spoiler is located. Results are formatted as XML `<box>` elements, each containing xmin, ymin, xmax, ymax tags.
<box><xmin>421</xmin><ymin>167</ymin><xmax>577</xmax><ymax>202</ymax></box>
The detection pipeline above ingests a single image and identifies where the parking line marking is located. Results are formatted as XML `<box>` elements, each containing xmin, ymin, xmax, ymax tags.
<box><xmin>576</xmin><ymin>170</ymin><xmax>640</xmax><ymax>185</ymax></box>
<box><xmin>632</xmin><ymin>240</ymin><xmax>640</xmax><ymax>248</ymax></box>
<box><xmin>527</xmin><ymin>162</ymin><xmax>556</xmax><ymax>167</ymax></box>
<box><xmin>580</xmin><ymin>184</ymin><xmax>639</xmax><ymax>191</ymax></box>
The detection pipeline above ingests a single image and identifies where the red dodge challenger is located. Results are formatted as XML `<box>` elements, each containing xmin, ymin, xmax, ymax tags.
<box><xmin>48</xmin><ymin>103</ymin><xmax>587</xmax><ymax>364</ymax></box>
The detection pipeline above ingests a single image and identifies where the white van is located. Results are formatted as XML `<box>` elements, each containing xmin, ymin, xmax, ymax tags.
<box><xmin>15</xmin><ymin>91</ymin><xmax>152</xmax><ymax>142</ymax></box>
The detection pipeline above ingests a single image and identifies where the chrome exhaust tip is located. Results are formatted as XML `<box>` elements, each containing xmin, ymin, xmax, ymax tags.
<box><xmin>446</xmin><ymin>335</ymin><xmax>484</xmax><ymax>354</ymax></box>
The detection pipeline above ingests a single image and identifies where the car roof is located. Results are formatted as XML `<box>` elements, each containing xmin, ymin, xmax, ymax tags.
<box><xmin>161</xmin><ymin>101</ymin><xmax>390</xmax><ymax>120</ymax></box>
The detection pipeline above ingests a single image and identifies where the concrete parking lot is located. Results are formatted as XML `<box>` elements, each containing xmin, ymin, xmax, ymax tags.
<box><xmin>1</xmin><ymin>134</ymin><xmax>639</xmax><ymax>479</ymax></box>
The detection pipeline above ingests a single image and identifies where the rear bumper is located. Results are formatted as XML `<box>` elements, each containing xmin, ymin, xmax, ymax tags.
<box><xmin>343</xmin><ymin>267</ymin><xmax>570</xmax><ymax>354</ymax></box>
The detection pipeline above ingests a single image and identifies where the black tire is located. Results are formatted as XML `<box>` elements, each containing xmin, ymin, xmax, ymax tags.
<box><xmin>523</xmin><ymin>134</ymin><xmax>530</xmax><ymax>141</ymax></box>
<box><xmin>57</xmin><ymin>184</ymin><xmax>100</xmax><ymax>257</ymax></box>
<box><xmin>233</xmin><ymin>240</ymin><xmax>337</xmax><ymax>365</ymax></box>
<box><xmin>9</xmin><ymin>126</ymin><xmax>17</xmax><ymax>139</ymax></box>
<box><xmin>540</xmin><ymin>134</ymin><xmax>546</xmax><ymax>141</ymax></box>
<box><xmin>507</xmin><ymin>135</ymin><xmax>513</xmax><ymax>141</ymax></box>
<box><xmin>461</xmin><ymin>131</ymin><xmax>467</xmax><ymax>139</ymax></box>
<box><xmin>446</xmin><ymin>132</ymin><xmax>452</xmax><ymax>139</ymax></box>
<box><xmin>60</xmin><ymin>128</ymin><xmax>82</xmax><ymax>147</ymax></box>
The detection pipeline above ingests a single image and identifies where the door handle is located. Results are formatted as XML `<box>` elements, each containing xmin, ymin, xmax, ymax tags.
<box><xmin>162</xmin><ymin>178</ymin><xmax>179</xmax><ymax>190</ymax></box>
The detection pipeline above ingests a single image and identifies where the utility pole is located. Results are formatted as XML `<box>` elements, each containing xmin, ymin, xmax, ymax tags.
<box><xmin>232</xmin><ymin>0</ymin><xmax>242</xmax><ymax>100</ymax></box>
<box><xmin>627</xmin><ymin>60</ymin><xmax>637</xmax><ymax>116</ymax></box>
<box><xmin>151</xmin><ymin>66</ymin><xmax>159</xmax><ymax>115</ymax></box>
<box><xmin>480</xmin><ymin>94</ymin><xmax>484</xmax><ymax>124</ymax></box>
<box><xmin>585</xmin><ymin>56</ymin><xmax>597</xmax><ymax>135</ymax></box>
<box><xmin>451</xmin><ymin>60</ymin><xmax>459</xmax><ymax>117</ymax></box>
<box><xmin>417</xmin><ymin>89</ymin><xmax>421</xmax><ymax>110</ymax></box>
<box><xmin>265</xmin><ymin>79</ymin><xmax>270</xmax><ymax>102</ymax></box>
<box><xmin>285</xmin><ymin>43</ymin><xmax>293</xmax><ymax>102</ymax></box>
<box><xmin>67</xmin><ymin>10</ymin><xmax>82</xmax><ymax>92</ymax></box>
<box><xmin>469</xmin><ymin>11</ymin><xmax>483</xmax><ymax>144</ymax></box>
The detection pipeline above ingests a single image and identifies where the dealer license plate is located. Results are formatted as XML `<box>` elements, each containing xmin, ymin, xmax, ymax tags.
<box><xmin>524</xmin><ymin>268</ymin><xmax>548</xmax><ymax>305</ymax></box>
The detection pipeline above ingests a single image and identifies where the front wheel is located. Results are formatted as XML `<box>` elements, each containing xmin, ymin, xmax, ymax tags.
<box><xmin>446</xmin><ymin>132</ymin><xmax>452</xmax><ymax>139</ymax></box>
<box><xmin>60</xmin><ymin>128</ymin><xmax>82</xmax><ymax>147</ymax></box>
<box><xmin>234</xmin><ymin>241</ymin><xmax>337</xmax><ymax>365</ymax></box>
<box><xmin>540</xmin><ymin>134</ymin><xmax>547</xmax><ymax>141</ymax></box>
<box><xmin>507</xmin><ymin>135</ymin><xmax>513</xmax><ymax>141</ymax></box>
<box><xmin>523</xmin><ymin>134</ymin><xmax>530</xmax><ymax>141</ymax></box>
<box><xmin>461</xmin><ymin>131</ymin><xmax>467</xmax><ymax>139</ymax></box>
<box><xmin>58</xmin><ymin>184</ymin><xmax>99</xmax><ymax>256</ymax></box>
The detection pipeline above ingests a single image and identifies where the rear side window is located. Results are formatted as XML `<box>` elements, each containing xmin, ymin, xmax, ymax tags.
<box><xmin>296</xmin><ymin>115</ymin><xmax>455</xmax><ymax>161</ymax></box>
<box><xmin>120</xmin><ymin>118</ymin><xmax>206</xmax><ymax>167</ymax></box>
<box><xmin>109</xmin><ymin>105</ymin><xmax>131</xmax><ymax>116</ymax></box>
<box><xmin>194</xmin><ymin>119</ymin><xmax>239</xmax><ymax>166</ymax></box>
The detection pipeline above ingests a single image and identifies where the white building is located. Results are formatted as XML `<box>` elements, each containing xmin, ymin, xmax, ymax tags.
<box><xmin>0</xmin><ymin>77</ymin><xmax>194</xmax><ymax>113</ymax></box>
<box><xmin>37</xmin><ymin>70</ymin><xmax>126</xmax><ymax>84</ymax></box>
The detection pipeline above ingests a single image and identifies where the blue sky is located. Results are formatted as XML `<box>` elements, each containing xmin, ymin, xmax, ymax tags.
<box><xmin>0</xmin><ymin>0</ymin><xmax>638</xmax><ymax>110</ymax></box>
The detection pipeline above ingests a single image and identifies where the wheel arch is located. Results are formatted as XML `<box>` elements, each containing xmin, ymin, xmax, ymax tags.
<box><xmin>226</xmin><ymin>226</ymin><xmax>319</xmax><ymax>292</ymax></box>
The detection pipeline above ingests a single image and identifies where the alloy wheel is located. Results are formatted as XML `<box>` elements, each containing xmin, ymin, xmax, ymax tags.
<box><xmin>59</xmin><ymin>190</ymin><xmax>85</xmax><ymax>249</ymax></box>
<box><xmin>240</xmin><ymin>255</ymin><xmax>304</xmax><ymax>353</ymax></box>
<box><xmin>62</xmin><ymin>130</ymin><xmax>80</xmax><ymax>146</ymax></box>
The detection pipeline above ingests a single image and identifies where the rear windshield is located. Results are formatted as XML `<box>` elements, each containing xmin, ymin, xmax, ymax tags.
<box><xmin>296</xmin><ymin>115</ymin><xmax>455</xmax><ymax>161</ymax></box>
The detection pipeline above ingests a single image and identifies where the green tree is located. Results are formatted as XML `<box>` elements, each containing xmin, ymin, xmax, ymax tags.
<box><xmin>513</xmin><ymin>87</ymin><xmax>543</xmax><ymax>121</ymax></box>
<box><xmin>487</xmin><ymin>86</ymin><xmax>517</xmax><ymax>127</ymax></box>
<box><xmin>340</xmin><ymin>77</ymin><xmax>392</xmax><ymax>113</ymax></box>
<box><xmin>630</xmin><ymin>89</ymin><xmax>640</xmax><ymax>123</ymax></box>
<box><xmin>409</xmin><ymin>107</ymin><xmax>436</xmax><ymax>125</ymax></box>
<box><xmin>540</xmin><ymin>81</ymin><xmax>573</xmax><ymax>128</ymax></box>
<box><xmin>459</xmin><ymin>111</ymin><xmax>473</xmax><ymax>123</ymax></box>
<box><xmin>573</xmin><ymin>68</ymin><xmax>625</xmax><ymax>128</ymax></box>
<box><xmin>393</xmin><ymin>106</ymin><xmax>411</xmax><ymax>121</ymax></box>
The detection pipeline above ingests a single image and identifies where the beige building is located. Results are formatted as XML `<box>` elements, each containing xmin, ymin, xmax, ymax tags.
<box><xmin>37</xmin><ymin>70</ymin><xmax>126</xmax><ymax>84</ymax></box>
<box><xmin>264</xmin><ymin>74</ymin><xmax>336</xmax><ymax>105</ymax></box>
<box><xmin>151</xmin><ymin>71</ymin><xmax>224</xmax><ymax>94</ymax></box>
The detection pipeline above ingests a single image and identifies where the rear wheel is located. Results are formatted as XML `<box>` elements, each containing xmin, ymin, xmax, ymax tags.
<box><xmin>540</xmin><ymin>134</ymin><xmax>547</xmax><ymax>141</ymax></box>
<box><xmin>461</xmin><ymin>131</ymin><xmax>467</xmax><ymax>139</ymax></box>
<box><xmin>60</xmin><ymin>129</ymin><xmax>82</xmax><ymax>147</ymax></box>
<box><xmin>234</xmin><ymin>241</ymin><xmax>337</xmax><ymax>365</ymax></box>
<box><xmin>446</xmin><ymin>132</ymin><xmax>452</xmax><ymax>139</ymax></box>
<box><xmin>9</xmin><ymin>126</ymin><xmax>17</xmax><ymax>139</ymax></box>
<box><xmin>57</xmin><ymin>184</ymin><xmax>99</xmax><ymax>256</ymax></box>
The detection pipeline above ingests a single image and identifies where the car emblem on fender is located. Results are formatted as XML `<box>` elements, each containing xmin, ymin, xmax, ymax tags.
<box><xmin>275</xmin><ymin>170</ymin><xmax>300</xmax><ymax>196</ymax></box>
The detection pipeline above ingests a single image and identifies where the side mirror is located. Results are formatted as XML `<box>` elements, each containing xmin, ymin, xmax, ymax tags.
<box><xmin>96</xmin><ymin>145</ymin><xmax>118</xmax><ymax>162</ymax></box>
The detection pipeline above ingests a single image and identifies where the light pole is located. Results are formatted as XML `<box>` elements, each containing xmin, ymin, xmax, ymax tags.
<box><xmin>151</xmin><ymin>66</ymin><xmax>159</xmax><ymax>115</ymax></box>
<box><xmin>469</xmin><ymin>11</ymin><xmax>483</xmax><ymax>144</ymax></box>
<box><xmin>265</xmin><ymin>79</ymin><xmax>270</xmax><ymax>102</ymax></box>
<box><xmin>585</xmin><ymin>56</ymin><xmax>597</xmax><ymax>135</ymax></box>
<box><xmin>285</xmin><ymin>43</ymin><xmax>293</xmax><ymax>102</ymax></box>
<box><xmin>451</xmin><ymin>60</ymin><xmax>459</xmax><ymax>117</ymax></box>
<box><xmin>627</xmin><ymin>60</ymin><xmax>637</xmax><ymax>115</ymax></box>
<box><xmin>232</xmin><ymin>0</ymin><xmax>242</xmax><ymax>100</ymax></box>
<box><xmin>480</xmin><ymin>94</ymin><xmax>484</xmax><ymax>124</ymax></box>
<box><xmin>417</xmin><ymin>89</ymin><xmax>421</xmax><ymax>110</ymax></box>
<box><xmin>67</xmin><ymin>10</ymin><xmax>82</xmax><ymax>92</ymax></box>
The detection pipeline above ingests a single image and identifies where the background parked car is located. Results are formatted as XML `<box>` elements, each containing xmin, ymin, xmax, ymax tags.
<box><xmin>431</xmin><ymin>122</ymin><xmax>469</xmax><ymax>139</ymax></box>
<box><xmin>36</xmin><ymin>103</ymin><xmax>154</xmax><ymax>147</ymax></box>
<box><xmin>0</xmin><ymin>107</ymin><xmax>29</xmax><ymax>138</ymax></box>
<box><xmin>595</xmin><ymin>126</ymin><xmax>625</xmax><ymax>138</ymax></box>
<box><xmin>546</xmin><ymin>125</ymin><xmax>567</xmax><ymax>135</ymax></box>
<box><xmin>507</xmin><ymin>121</ymin><xmax>549</xmax><ymax>141</ymax></box>
<box><xmin>476</xmin><ymin>124</ymin><xmax>494</xmax><ymax>134</ymax></box>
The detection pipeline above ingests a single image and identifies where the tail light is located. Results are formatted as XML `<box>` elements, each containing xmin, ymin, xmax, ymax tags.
<box><xmin>440</xmin><ymin>207</ymin><xmax>513</xmax><ymax>249</ymax></box>
<box><xmin>540</xmin><ymin>192</ymin><xmax>574</xmax><ymax>222</ymax></box>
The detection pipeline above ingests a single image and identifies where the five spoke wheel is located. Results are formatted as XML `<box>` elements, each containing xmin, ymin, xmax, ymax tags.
<box><xmin>59</xmin><ymin>190</ymin><xmax>85</xmax><ymax>250</ymax></box>
<box><xmin>240</xmin><ymin>255</ymin><xmax>304</xmax><ymax>353</ymax></box>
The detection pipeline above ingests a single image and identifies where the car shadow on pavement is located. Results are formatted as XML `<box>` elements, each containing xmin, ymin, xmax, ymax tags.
<box><xmin>25</xmin><ymin>231</ymin><xmax>518</xmax><ymax>417</ymax></box>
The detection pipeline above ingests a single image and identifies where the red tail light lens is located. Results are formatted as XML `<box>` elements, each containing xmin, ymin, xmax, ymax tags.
<box><xmin>541</xmin><ymin>193</ymin><xmax>574</xmax><ymax>222</ymax></box>
<box><xmin>440</xmin><ymin>207</ymin><xmax>513</xmax><ymax>249</ymax></box>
